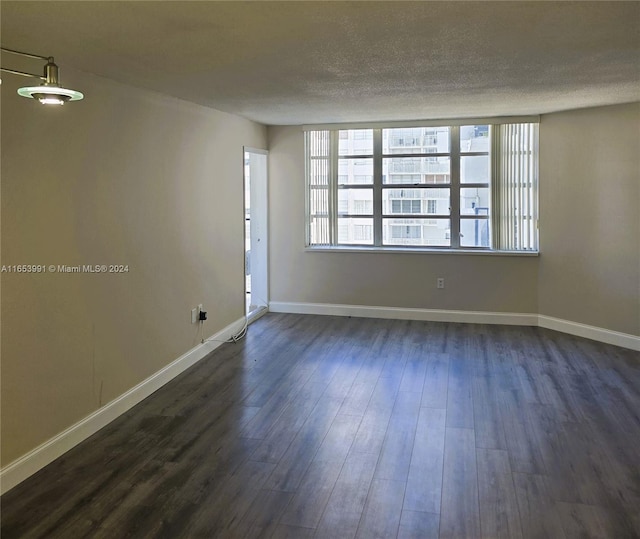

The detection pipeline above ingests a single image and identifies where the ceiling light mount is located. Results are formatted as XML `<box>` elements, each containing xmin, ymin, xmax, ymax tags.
<box><xmin>1</xmin><ymin>47</ymin><xmax>84</xmax><ymax>105</ymax></box>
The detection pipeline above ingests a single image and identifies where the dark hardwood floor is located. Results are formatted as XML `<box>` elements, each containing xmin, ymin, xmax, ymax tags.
<box><xmin>2</xmin><ymin>313</ymin><xmax>639</xmax><ymax>538</ymax></box>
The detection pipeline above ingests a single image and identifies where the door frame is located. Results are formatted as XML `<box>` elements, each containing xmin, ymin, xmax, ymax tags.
<box><xmin>243</xmin><ymin>147</ymin><xmax>269</xmax><ymax>323</ymax></box>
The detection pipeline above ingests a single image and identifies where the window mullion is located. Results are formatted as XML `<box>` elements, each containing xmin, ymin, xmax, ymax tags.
<box><xmin>450</xmin><ymin>126</ymin><xmax>461</xmax><ymax>248</ymax></box>
<box><xmin>373</xmin><ymin>129</ymin><xmax>383</xmax><ymax>247</ymax></box>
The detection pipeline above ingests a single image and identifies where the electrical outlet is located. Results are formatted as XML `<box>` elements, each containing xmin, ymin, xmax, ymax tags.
<box><xmin>191</xmin><ymin>307</ymin><xmax>198</xmax><ymax>324</ymax></box>
<box><xmin>437</xmin><ymin>277</ymin><xmax>445</xmax><ymax>289</ymax></box>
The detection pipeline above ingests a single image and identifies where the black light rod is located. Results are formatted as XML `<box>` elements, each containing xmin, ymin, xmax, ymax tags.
<box><xmin>0</xmin><ymin>66</ymin><xmax>44</xmax><ymax>80</ymax></box>
<box><xmin>0</xmin><ymin>47</ymin><xmax>50</xmax><ymax>61</ymax></box>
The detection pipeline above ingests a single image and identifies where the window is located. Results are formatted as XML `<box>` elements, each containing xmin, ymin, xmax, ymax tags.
<box><xmin>354</xmin><ymin>224</ymin><xmax>373</xmax><ymax>241</ymax></box>
<box><xmin>391</xmin><ymin>224</ymin><xmax>421</xmax><ymax>239</ymax></box>
<box><xmin>391</xmin><ymin>199</ymin><xmax>421</xmax><ymax>214</ymax></box>
<box><xmin>353</xmin><ymin>200</ymin><xmax>373</xmax><ymax>214</ymax></box>
<box><xmin>305</xmin><ymin>120</ymin><xmax>538</xmax><ymax>251</ymax></box>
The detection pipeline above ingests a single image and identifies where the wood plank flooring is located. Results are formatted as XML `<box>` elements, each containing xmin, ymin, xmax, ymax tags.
<box><xmin>2</xmin><ymin>313</ymin><xmax>639</xmax><ymax>538</ymax></box>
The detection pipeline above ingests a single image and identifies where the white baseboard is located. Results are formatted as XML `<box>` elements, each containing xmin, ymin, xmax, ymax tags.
<box><xmin>268</xmin><ymin>301</ymin><xmax>538</xmax><ymax>326</ymax></box>
<box><xmin>0</xmin><ymin>317</ymin><xmax>246</xmax><ymax>495</ymax></box>
<box><xmin>538</xmin><ymin>315</ymin><xmax>640</xmax><ymax>351</ymax></box>
<box><xmin>247</xmin><ymin>305</ymin><xmax>269</xmax><ymax>324</ymax></box>
<box><xmin>269</xmin><ymin>301</ymin><xmax>639</xmax><ymax>351</ymax></box>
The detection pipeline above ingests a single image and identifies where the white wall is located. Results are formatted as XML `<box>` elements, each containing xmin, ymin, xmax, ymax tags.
<box><xmin>1</xmin><ymin>68</ymin><xmax>267</xmax><ymax>465</ymax></box>
<box><xmin>268</xmin><ymin>103</ymin><xmax>640</xmax><ymax>338</ymax></box>
<box><xmin>268</xmin><ymin>126</ymin><xmax>539</xmax><ymax>315</ymax></box>
<box><xmin>538</xmin><ymin>103</ymin><xmax>640</xmax><ymax>335</ymax></box>
<box><xmin>3</xmin><ymin>73</ymin><xmax>637</xmax><ymax>475</ymax></box>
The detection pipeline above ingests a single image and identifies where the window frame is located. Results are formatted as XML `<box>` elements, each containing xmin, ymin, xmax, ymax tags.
<box><xmin>305</xmin><ymin>117</ymin><xmax>539</xmax><ymax>254</ymax></box>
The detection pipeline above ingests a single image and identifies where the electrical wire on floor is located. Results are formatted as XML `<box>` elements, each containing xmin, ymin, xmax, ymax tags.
<box><xmin>198</xmin><ymin>291</ymin><xmax>267</xmax><ymax>345</ymax></box>
<box><xmin>200</xmin><ymin>316</ymin><xmax>248</xmax><ymax>345</ymax></box>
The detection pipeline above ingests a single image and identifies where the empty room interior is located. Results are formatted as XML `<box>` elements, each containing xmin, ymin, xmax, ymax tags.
<box><xmin>1</xmin><ymin>2</ymin><xmax>639</xmax><ymax>538</ymax></box>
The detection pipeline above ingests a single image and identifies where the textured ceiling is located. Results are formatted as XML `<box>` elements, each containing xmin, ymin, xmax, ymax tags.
<box><xmin>2</xmin><ymin>1</ymin><xmax>639</xmax><ymax>125</ymax></box>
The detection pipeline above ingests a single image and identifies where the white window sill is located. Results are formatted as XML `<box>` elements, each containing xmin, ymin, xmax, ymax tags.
<box><xmin>305</xmin><ymin>246</ymin><xmax>539</xmax><ymax>257</ymax></box>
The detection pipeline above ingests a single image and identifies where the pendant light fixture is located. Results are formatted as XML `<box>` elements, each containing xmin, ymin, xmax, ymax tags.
<box><xmin>1</xmin><ymin>47</ymin><xmax>84</xmax><ymax>105</ymax></box>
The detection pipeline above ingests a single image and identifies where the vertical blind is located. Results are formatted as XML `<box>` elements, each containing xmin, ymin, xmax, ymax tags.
<box><xmin>305</xmin><ymin>130</ymin><xmax>331</xmax><ymax>246</ymax></box>
<box><xmin>492</xmin><ymin>123</ymin><xmax>539</xmax><ymax>251</ymax></box>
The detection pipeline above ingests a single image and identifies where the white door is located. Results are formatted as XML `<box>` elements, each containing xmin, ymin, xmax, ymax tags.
<box><xmin>244</xmin><ymin>148</ymin><xmax>268</xmax><ymax>320</ymax></box>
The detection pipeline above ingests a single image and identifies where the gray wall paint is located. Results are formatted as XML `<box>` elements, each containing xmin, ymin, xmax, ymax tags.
<box><xmin>1</xmin><ymin>69</ymin><xmax>267</xmax><ymax>465</ymax></box>
<box><xmin>2</xmin><ymin>70</ymin><xmax>637</xmax><ymax>471</ymax></box>
<box><xmin>268</xmin><ymin>126</ymin><xmax>539</xmax><ymax>314</ymax></box>
<box><xmin>538</xmin><ymin>103</ymin><xmax>640</xmax><ymax>335</ymax></box>
<box><xmin>268</xmin><ymin>103</ymin><xmax>639</xmax><ymax>336</ymax></box>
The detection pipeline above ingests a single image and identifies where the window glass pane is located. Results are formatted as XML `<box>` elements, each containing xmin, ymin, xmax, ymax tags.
<box><xmin>383</xmin><ymin>188</ymin><xmax>450</xmax><ymax>215</ymax></box>
<box><xmin>383</xmin><ymin>127</ymin><xmax>450</xmax><ymax>154</ymax></box>
<box><xmin>338</xmin><ymin>158</ymin><xmax>373</xmax><ymax>184</ymax></box>
<box><xmin>460</xmin><ymin>218</ymin><xmax>491</xmax><ymax>248</ymax></box>
<box><xmin>460</xmin><ymin>125</ymin><xmax>489</xmax><ymax>152</ymax></box>
<box><xmin>383</xmin><ymin>218</ymin><xmax>450</xmax><ymax>247</ymax></box>
<box><xmin>383</xmin><ymin>157</ymin><xmax>450</xmax><ymax>184</ymax></box>
<box><xmin>339</xmin><ymin>129</ymin><xmax>373</xmax><ymax>156</ymax></box>
<box><xmin>461</xmin><ymin>155</ymin><xmax>490</xmax><ymax>184</ymax></box>
<box><xmin>338</xmin><ymin>189</ymin><xmax>373</xmax><ymax>215</ymax></box>
<box><xmin>461</xmin><ymin>187</ymin><xmax>490</xmax><ymax>215</ymax></box>
<box><xmin>337</xmin><ymin>217</ymin><xmax>374</xmax><ymax>245</ymax></box>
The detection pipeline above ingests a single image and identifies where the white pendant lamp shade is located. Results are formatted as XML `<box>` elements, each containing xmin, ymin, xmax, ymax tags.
<box><xmin>17</xmin><ymin>85</ymin><xmax>84</xmax><ymax>105</ymax></box>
